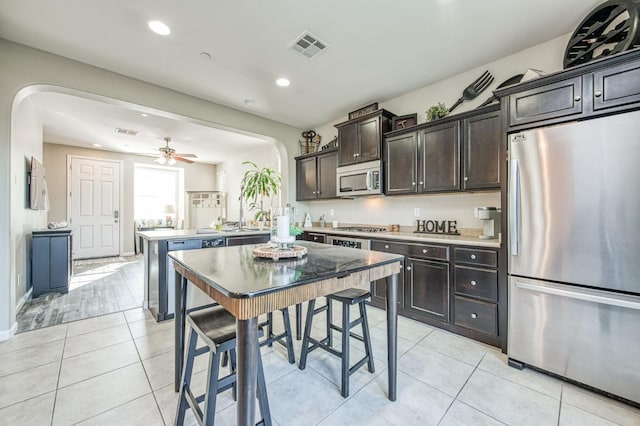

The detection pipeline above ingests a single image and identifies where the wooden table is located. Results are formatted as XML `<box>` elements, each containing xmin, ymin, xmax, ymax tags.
<box><xmin>170</xmin><ymin>241</ymin><xmax>402</xmax><ymax>425</ymax></box>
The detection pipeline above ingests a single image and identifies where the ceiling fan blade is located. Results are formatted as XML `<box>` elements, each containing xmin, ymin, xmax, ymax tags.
<box><xmin>174</xmin><ymin>156</ymin><xmax>194</xmax><ymax>164</ymax></box>
<box><xmin>174</xmin><ymin>153</ymin><xmax>197</xmax><ymax>158</ymax></box>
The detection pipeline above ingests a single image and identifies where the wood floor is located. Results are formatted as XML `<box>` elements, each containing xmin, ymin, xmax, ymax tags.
<box><xmin>16</xmin><ymin>255</ymin><xmax>143</xmax><ymax>333</ymax></box>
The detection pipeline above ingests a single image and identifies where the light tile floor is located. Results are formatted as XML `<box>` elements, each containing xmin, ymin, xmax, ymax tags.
<box><xmin>1</xmin><ymin>305</ymin><xmax>639</xmax><ymax>425</ymax></box>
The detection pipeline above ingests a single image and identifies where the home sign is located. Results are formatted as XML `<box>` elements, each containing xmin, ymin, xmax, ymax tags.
<box><xmin>414</xmin><ymin>219</ymin><xmax>459</xmax><ymax>235</ymax></box>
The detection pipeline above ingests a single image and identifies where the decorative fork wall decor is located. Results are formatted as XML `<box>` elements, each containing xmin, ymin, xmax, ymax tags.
<box><xmin>449</xmin><ymin>70</ymin><xmax>494</xmax><ymax>113</ymax></box>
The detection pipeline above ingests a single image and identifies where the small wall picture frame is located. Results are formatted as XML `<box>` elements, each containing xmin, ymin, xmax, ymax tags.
<box><xmin>391</xmin><ymin>113</ymin><xmax>418</xmax><ymax>130</ymax></box>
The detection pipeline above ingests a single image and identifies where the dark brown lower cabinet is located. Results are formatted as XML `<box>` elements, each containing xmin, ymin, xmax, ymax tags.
<box><xmin>405</xmin><ymin>258</ymin><xmax>449</xmax><ymax>321</ymax></box>
<box><xmin>368</xmin><ymin>238</ymin><xmax>502</xmax><ymax>348</ymax></box>
<box><xmin>226</xmin><ymin>234</ymin><xmax>270</xmax><ymax>246</ymax></box>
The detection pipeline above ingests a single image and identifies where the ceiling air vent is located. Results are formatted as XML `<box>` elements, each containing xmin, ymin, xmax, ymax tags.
<box><xmin>289</xmin><ymin>32</ymin><xmax>329</xmax><ymax>59</ymax></box>
<box><xmin>114</xmin><ymin>127</ymin><xmax>139</xmax><ymax>136</ymax></box>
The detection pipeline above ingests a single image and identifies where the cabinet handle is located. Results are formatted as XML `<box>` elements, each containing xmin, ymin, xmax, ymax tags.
<box><xmin>464</xmin><ymin>176</ymin><xmax>469</xmax><ymax>181</ymax></box>
<box><xmin>470</xmin><ymin>254</ymin><xmax>477</xmax><ymax>260</ymax></box>
<box><xmin>385</xmin><ymin>245</ymin><xmax>390</xmax><ymax>249</ymax></box>
<box><xmin>406</xmin><ymin>266</ymin><xmax>412</xmax><ymax>271</ymax></box>
<box><xmin>419</xmin><ymin>181</ymin><xmax>424</xmax><ymax>185</ymax></box>
<box><xmin>422</xmin><ymin>249</ymin><xmax>428</xmax><ymax>254</ymax></box>
<box><xmin>574</xmin><ymin>96</ymin><xmax>581</xmax><ymax>102</ymax></box>
<box><xmin>594</xmin><ymin>91</ymin><xmax>602</xmax><ymax>97</ymax></box>
<box><xmin>470</xmin><ymin>280</ymin><xmax>477</xmax><ymax>286</ymax></box>
<box><xmin>471</xmin><ymin>313</ymin><xmax>478</xmax><ymax>319</ymax></box>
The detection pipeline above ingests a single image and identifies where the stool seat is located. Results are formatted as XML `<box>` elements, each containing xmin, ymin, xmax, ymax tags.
<box><xmin>327</xmin><ymin>288</ymin><xmax>370</xmax><ymax>305</ymax></box>
<box><xmin>188</xmin><ymin>306</ymin><xmax>237</xmax><ymax>347</ymax></box>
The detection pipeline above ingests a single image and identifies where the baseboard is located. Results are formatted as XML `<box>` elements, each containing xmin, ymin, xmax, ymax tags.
<box><xmin>121</xmin><ymin>251</ymin><xmax>135</xmax><ymax>257</ymax></box>
<box><xmin>0</xmin><ymin>322</ymin><xmax>18</xmax><ymax>341</ymax></box>
<box><xmin>16</xmin><ymin>287</ymin><xmax>33</xmax><ymax>314</ymax></box>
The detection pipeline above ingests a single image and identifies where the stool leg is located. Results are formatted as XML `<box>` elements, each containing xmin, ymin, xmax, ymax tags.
<box><xmin>298</xmin><ymin>299</ymin><xmax>316</xmax><ymax>370</ymax></box>
<box><xmin>256</xmin><ymin>351</ymin><xmax>272</xmax><ymax>426</ymax></box>
<box><xmin>327</xmin><ymin>298</ymin><xmax>333</xmax><ymax>347</ymax></box>
<box><xmin>360</xmin><ymin>302</ymin><xmax>375</xmax><ymax>373</ymax></box>
<box><xmin>281</xmin><ymin>308</ymin><xmax>295</xmax><ymax>364</ymax></box>
<box><xmin>175</xmin><ymin>328</ymin><xmax>198</xmax><ymax>426</ymax></box>
<box><xmin>295</xmin><ymin>303</ymin><xmax>302</xmax><ymax>340</ymax></box>
<box><xmin>229</xmin><ymin>349</ymin><xmax>237</xmax><ymax>402</ymax></box>
<box><xmin>203</xmin><ymin>350</ymin><xmax>222</xmax><ymax>426</ymax></box>
<box><xmin>341</xmin><ymin>302</ymin><xmax>350</xmax><ymax>398</ymax></box>
<box><xmin>266</xmin><ymin>312</ymin><xmax>273</xmax><ymax>347</ymax></box>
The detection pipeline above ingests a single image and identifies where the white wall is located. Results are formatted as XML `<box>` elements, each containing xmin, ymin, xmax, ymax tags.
<box><xmin>0</xmin><ymin>38</ymin><xmax>302</xmax><ymax>339</ymax></box>
<box><xmin>302</xmin><ymin>34</ymin><xmax>570</xmax><ymax>230</ymax></box>
<box><xmin>217</xmin><ymin>144</ymin><xmax>281</xmax><ymax>224</ymax></box>
<box><xmin>10</xmin><ymin>98</ymin><xmax>47</xmax><ymax>315</ymax></box>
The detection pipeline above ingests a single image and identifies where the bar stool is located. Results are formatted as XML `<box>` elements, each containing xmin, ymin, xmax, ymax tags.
<box><xmin>175</xmin><ymin>306</ymin><xmax>271</xmax><ymax>426</ymax></box>
<box><xmin>258</xmin><ymin>307</ymin><xmax>296</xmax><ymax>364</ymax></box>
<box><xmin>298</xmin><ymin>288</ymin><xmax>375</xmax><ymax>397</ymax></box>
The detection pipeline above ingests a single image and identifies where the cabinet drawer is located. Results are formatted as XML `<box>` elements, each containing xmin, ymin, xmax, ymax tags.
<box><xmin>509</xmin><ymin>76</ymin><xmax>583</xmax><ymax>126</ymax></box>
<box><xmin>306</xmin><ymin>232</ymin><xmax>326</xmax><ymax>243</ymax></box>
<box><xmin>454</xmin><ymin>296</ymin><xmax>497</xmax><ymax>335</ymax></box>
<box><xmin>408</xmin><ymin>243</ymin><xmax>448</xmax><ymax>260</ymax></box>
<box><xmin>454</xmin><ymin>266</ymin><xmax>497</xmax><ymax>302</ymax></box>
<box><xmin>454</xmin><ymin>248</ymin><xmax>497</xmax><ymax>267</ymax></box>
<box><xmin>371</xmin><ymin>240</ymin><xmax>448</xmax><ymax>261</ymax></box>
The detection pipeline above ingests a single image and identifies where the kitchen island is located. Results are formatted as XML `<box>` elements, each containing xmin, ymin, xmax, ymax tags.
<box><xmin>170</xmin><ymin>241</ymin><xmax>403</xmax><ymax>425</ymax></box>
<box><xmin>138</xmin><ymin>228</ymin><xmax>270</xmax><ymax>321</ymax></box>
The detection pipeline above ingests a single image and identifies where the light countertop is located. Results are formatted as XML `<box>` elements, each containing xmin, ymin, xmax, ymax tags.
<box><xmin>137</xmin><ymin>228</ymin><xmax>270</xmax><ymax>241</ymax></box>
<box><xmin>301</xmin><ymin>226</ymin><xmax>501</xmax><ymax>248</ymax></box>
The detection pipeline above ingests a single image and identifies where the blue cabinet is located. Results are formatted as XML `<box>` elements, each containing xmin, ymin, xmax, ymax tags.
<box><xmin>31</xmin><ymin>229</ymin><xmax>72</xmax><ymax>297</ymax></box>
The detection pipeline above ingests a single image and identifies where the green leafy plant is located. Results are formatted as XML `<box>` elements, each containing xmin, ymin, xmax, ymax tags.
<box><xmin>240</xmin><ymin>161</ymin><xmax>282</xmax><ymax>223</ymax></box>
<box><xmin>426</xmin><ymin>102</ymin><xmax>450</xmax><ymax>121</ymax></box>
<box><xmin>290</xmin><ymin>224</ymin><xmax>303</xmax><ymax>236</ymax></box>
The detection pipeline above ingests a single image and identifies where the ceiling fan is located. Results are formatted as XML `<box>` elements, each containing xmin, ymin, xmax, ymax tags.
<box><xmin>155</xmin><ymin>137</ymin><xmax>197</xmax><ymax>165</ymax></box>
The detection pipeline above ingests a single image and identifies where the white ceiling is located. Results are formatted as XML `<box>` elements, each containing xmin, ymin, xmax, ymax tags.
<box><xmin>0</xmin><ymin>0</ymin><xmax>602</xmax><ymax>163</ymax></box>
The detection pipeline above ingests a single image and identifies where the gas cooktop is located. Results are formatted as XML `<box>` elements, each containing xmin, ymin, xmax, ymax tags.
<box><xmin>334</xmin><ymin>226</ymin><xmax>387</xmax><ymax>233</ymax></box>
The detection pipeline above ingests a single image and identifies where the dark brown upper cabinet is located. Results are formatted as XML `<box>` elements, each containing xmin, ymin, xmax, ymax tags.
<box><xmin>419</xmin><ymin>121</ymin><xmax>460</xmax><ymax>192</ymax></box>
<box><xmin>384</xmin><ymin>105</ymin><xmax>501</xmax><ymax>195</ymax></box>
<box><xmin>462</xmin><ymin>109</ymin><xmax>501</xmax><ymax>190</ymax></box>
<box><xmin>335</xmin><ymin>109</ymin><xmax>395</xmax><ymax>167</ymax></box>
<box><xmin>497</xmin><ymin>48</ymin><xmax>640</xmax><ymax>131</ymax></box>
<box><xmin>295</xmin><ymin>148</ymin><xmax>337</xmax><ymax>201</ymax></box>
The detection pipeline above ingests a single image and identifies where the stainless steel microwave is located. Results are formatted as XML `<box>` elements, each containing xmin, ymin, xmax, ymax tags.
<box><xmin>336</xmin><ymin>160</ymin><xmax>382</xmax><ymax>197</ymax></box>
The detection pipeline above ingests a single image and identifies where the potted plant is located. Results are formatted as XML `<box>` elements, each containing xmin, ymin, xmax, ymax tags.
<box><xmin>426</xmin><ymin>102</ymin><xmax>450</xmax><ymax>121</ymax></box>
<box><xmin>240</xmin><ymin>161</ymin><xmax>282</xmax><ymax>228</ymax></box>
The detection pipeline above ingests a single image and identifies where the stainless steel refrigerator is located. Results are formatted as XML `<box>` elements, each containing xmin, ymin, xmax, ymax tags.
<box><xmin>508</xmin><ymin>110</ymin><xmax>640</xmax><ymax>405</ymax></box>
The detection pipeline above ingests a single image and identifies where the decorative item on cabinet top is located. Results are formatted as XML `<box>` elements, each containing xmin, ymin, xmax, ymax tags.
<box><xmin>391</xmin><ymin>114</ymin><xmax>418</xmax><ymax>130</ymax></box>
<box><xmin>299</xmin><ymin>130</ymin><xmax>321</xmax><ymax>155</ymax></box>
<box><xmin>426</xmin><ymin>102</ymin><xmax>450</xmax><ymax>121</ymax></box>
<box><xmin>321</xmin><ymin>136</ymin><xmax>338</xmax><ymax>150</ymax></box>
<box><xmin>564</xmin><ymin>0</ymin><xmax>640</xmax><ymax>69</ymax></box>
<box><xmin>348</xmin><ymin>102</ymin><xmax>379</xmax><ymax>120</ymax></box>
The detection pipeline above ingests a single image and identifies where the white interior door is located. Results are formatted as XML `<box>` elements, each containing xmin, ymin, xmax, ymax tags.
<box><xmin>69</xmin><ymin>157</ymin><xmax>121</xmax><ymax>259</ymax></box>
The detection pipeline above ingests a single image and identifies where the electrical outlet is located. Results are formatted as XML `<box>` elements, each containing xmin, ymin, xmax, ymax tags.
<box><xmin>329</xmin><ymin>209</ymin><xmax>335</xmax><ymax>216</ymax></box>
<box><xmin>17</xmin><ymin>273</ymin><xmax>23</xmax><ymax>288</ymax></box>
<box><xmin>414</xmin><ymin>208</ymin><xmax>420</xmax><ymax>217</ymax></box>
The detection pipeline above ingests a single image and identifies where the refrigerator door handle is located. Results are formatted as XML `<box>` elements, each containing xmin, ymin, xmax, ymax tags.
<box><xmin>510</xmin><ymin>159</ymin><xmax>520</xmax><ymax>256</ymax></box>
<box><xmin>514</xmin><ymin>280</ymin><xmax>640</xmax><ymax>310</ymax></box>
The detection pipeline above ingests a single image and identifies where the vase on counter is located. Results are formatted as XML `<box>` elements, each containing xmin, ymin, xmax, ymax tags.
<box><xmin>270</xmin><ymin>206</ymin><xmax>295</xmax><ymax>250</ymax></box>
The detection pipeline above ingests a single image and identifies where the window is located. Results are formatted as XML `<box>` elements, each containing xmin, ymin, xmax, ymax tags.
<box><xmin>134</xmin><ymin>164</ymin><xmax>183</xmax><ymax>226</ymax></box>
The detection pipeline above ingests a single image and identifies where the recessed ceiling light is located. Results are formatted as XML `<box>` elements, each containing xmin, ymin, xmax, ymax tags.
<box><xmin>276</xmin><ymin>78</ymin><xmax>290</xmax><ymax>87</ymax></box>
<box><xmin>244</xmin><ymin>99</ymin><xmax>255</xmax><ymax>106</ymax></box>
<box><xmin>141</xmin><ymin>113</ymin><xmax>149</xmax><ymax>117</ymax></box>
<box><xmin>92</xmin><ymin>143</ymin><xmax>102</xmax><ymax>147</ymax></box>
<box><xmin>148</xmin><ymin>20</ymin><xmax>171</xmax><ymax>36</ymax></box>
<box><xmin>200</xmin><ymin>52</ymin><xmax>211</xmax><ymax>60</ymax></box>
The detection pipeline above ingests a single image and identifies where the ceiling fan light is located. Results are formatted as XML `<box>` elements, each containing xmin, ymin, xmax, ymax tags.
<box><xmin>156</xmin><ymin>156</ymin><xmax>166</xmax><ymax>165</ymax></box>
<box><xmin>167</xmin><ymin>157</ymin><xmax>176</xmax><ymax>166</ymax></box>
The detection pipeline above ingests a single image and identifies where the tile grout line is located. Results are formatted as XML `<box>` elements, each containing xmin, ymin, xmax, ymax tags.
<box><xmin>49</xmin><ymin>324</ymin><xmax>69</xmax><ymax>426</ymax></box>
<box><xmin>126</xmin><ymin>314</ymin><xmax>168</xmax><ymax>425</ymax></box>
